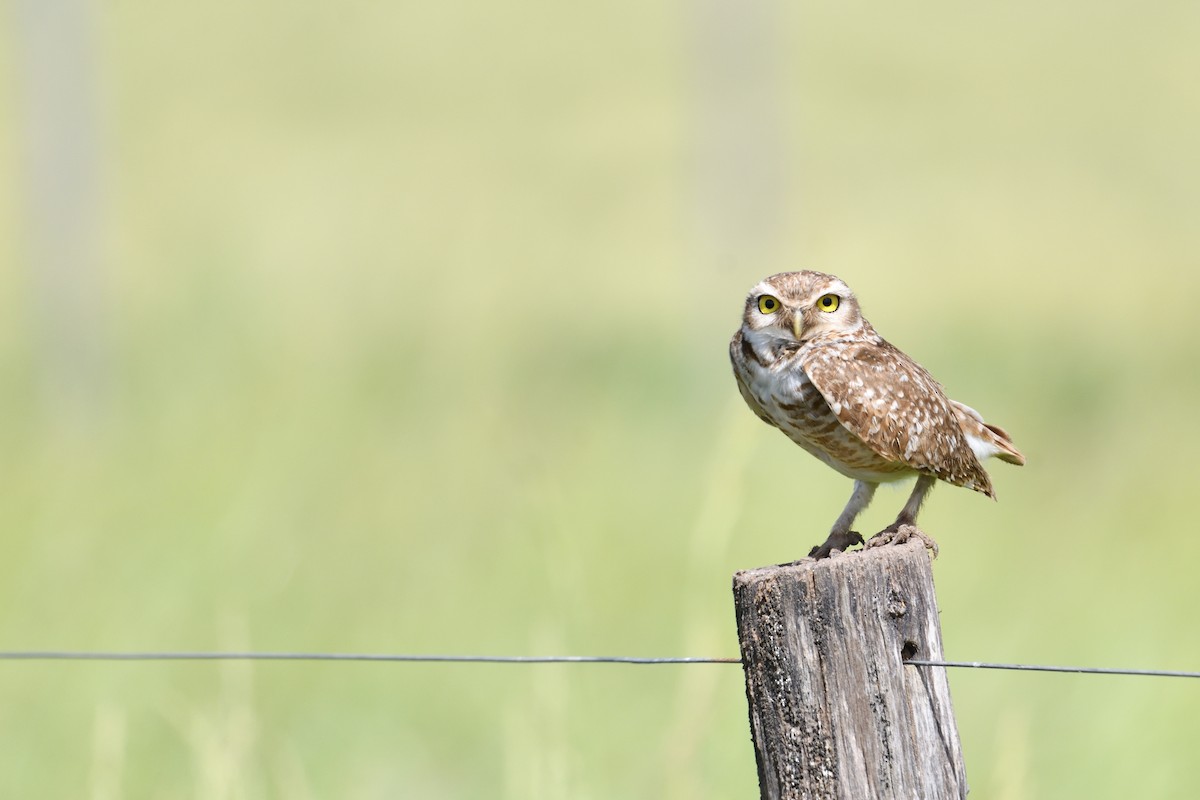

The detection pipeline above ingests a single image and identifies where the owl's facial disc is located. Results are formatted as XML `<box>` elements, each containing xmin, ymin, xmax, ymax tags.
<box><xmin>742</xmin><ymin>272</ymin><xmax>861</xmax><ymax>346</ymax></box>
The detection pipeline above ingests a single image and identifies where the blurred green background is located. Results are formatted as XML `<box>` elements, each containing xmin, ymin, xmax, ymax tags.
<box><xmin>3</xmin><ymin>0</ymin><xmax>1199</xmax><ymax>796</ymax></box>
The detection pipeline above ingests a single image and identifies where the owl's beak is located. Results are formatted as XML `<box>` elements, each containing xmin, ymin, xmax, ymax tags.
<box><xmin>791</xmin><ymin>313</ymin><xmax>805</xmax><ymax>340</ymax></box>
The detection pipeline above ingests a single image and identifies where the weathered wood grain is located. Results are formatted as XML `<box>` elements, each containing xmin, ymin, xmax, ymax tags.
<box><xmin>733</xmin><ymin>540</ymin><xmax>967</xmax><ymax>799</ymax></box>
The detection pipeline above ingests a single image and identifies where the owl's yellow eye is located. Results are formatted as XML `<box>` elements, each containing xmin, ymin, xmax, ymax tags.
<box><xmin>757</xmin><ymin>295</ymin><xmax>780</xmax><ymax>314</ymax></box>
<box><xmin>817</xmin><ymin>294</ymin><xmax>840</xmax><ymax>313</ymax></box>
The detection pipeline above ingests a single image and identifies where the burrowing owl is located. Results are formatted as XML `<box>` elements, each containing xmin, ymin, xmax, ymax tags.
<box><xmin>730</xmin><ymin>271</ymin><xmax>1024</xmax><ymax>559</ymax></box>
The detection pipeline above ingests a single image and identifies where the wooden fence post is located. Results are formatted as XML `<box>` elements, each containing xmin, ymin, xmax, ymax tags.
<box><xmin>733</xmin><ymin>539</ymin><xmax>968</xmax><ymax>799</ymax></box>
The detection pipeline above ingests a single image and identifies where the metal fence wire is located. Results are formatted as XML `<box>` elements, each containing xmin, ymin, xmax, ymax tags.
<box><xmin>0</xmin><ymin>650</ymin><xmax>1196</xmax><ymax>678</ymax></box>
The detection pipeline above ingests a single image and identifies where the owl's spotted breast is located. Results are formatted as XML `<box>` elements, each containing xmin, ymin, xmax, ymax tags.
<box><xmin>731</xmin><ymin>328</ymin><xmax>915</xmax><ymax>483</ymax></box>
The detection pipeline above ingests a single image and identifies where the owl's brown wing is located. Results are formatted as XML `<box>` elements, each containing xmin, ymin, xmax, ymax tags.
<box><xmin>799</xmin><ymin>334</ymin><xmax>994</xmax><ymax>496</ymax></box>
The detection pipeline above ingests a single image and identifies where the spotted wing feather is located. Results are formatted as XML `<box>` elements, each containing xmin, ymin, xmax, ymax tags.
<box><xmin>799</xmin><ymin>333</ymin><xmax>995</xmax><ymax>496</ymax></box>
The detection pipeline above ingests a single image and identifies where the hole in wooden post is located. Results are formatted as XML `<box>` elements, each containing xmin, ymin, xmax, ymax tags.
<box><xmin>901</xmin><ymin>641</ymin><xmax>919</xmax><ymax>661</ymax></box>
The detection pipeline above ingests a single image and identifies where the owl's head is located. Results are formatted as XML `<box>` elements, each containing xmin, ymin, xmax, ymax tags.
<box><xmin>741</xmin><ymin>271</ymin><xmax>864</xmax><ymax>343</ymax></box>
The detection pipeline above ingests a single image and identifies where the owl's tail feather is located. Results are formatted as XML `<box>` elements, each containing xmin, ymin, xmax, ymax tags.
<box><xmin>982</xmin><ymin>422</ymin><xmax>1026</xmax><ymax>466</ymax></box>
<box><xmin>950</xmin><ymin>400</ymin><xmax>1026</xmax><ymax>467</ymax></box>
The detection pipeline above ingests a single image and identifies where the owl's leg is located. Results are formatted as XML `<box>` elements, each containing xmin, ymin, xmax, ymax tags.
<box><xmin>865</xmin><ymin>474</ymin><xmax>939</xmax><ymax>556</ymax></box>
<box><xmin>807</xmin><ymin>480</ymin><xmax>877</xmax><ymax>559</ymax></box>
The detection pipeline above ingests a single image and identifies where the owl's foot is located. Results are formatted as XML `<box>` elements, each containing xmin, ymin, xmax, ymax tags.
<box><xmin>805</xmin><ymin>530</ymin><xmax>865</xmax><ymax>560</ymax></box>
<box><xmin>865</xmin><ymin>524</ymin><xmax>939</xmax><ymax>558</ymax></box>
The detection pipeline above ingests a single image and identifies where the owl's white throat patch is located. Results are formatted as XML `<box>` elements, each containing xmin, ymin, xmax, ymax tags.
<box><xmin>743</xmin><ymin>326</ymin><xmax>798</xmax><ymax>363</ymax></box>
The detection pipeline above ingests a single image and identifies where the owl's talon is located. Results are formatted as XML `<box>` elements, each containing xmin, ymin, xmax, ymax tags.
<box><xmin>865</xmin><ymin>524</ymin><xmax>939</xmax><ymax>558</ymax></box>
<box><xmin>806</xmin><ymin>530</ymin><xmax>865</xmax><ymax>560</ymax></box>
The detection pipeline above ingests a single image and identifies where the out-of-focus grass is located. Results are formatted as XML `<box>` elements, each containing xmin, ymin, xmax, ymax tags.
<box><xmin>2</xmin><ymin>0</ymin><xmax>1199</xmax><ymax>796</ymax></box>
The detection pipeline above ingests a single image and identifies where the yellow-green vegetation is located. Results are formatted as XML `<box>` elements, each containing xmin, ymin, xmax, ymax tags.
<box><xmin>2</xmin><ymin>1</ymin><xmax>1198</xmax><ymax>796</ymax></box>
